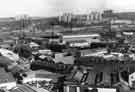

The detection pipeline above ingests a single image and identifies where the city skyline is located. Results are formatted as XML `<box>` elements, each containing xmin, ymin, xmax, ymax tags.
<box><xmin>0</xmin><ymin>0</ymin><xmax>135</xmax><ymax>17</ymax></box>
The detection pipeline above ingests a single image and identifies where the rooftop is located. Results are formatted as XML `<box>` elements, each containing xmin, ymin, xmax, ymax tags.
<box><xmin>11</xmin><ymin>85</ymin><xmax>36</xmax><ymax>92</ymax></box>
<box><xmin>0</xmin><ymin>67</ymin><xmax>15</xmax><ymax>84</ymax></box>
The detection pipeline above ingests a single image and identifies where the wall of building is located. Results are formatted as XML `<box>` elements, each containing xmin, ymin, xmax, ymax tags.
<box><xmin>58</xmin><ymin>11</ymin><xmax>103</xmax><ymax>24</ymax></box>
<box><xmin>63</xmin><ymin>34</ymin><xmax>100</xmax><ymax>43</ymax></box>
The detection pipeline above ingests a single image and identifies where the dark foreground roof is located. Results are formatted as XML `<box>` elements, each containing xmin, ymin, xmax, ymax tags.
<box><xmin>11</xmin><ymin>85</ymin><xmax>37</xmax><ymax>92</ymax></box>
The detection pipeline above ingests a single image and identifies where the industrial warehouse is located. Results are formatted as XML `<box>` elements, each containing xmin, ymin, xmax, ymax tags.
<box><xmin>0</xmin><ymin>0</ymin><xmax>135</xmax><ymax>92</ymax></box>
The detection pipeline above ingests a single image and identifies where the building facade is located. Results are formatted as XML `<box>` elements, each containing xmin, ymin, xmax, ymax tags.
<box><xmin>58</xmin><ymin>13</ymin><xmax>74</xmax><ymax>23</ymax></box>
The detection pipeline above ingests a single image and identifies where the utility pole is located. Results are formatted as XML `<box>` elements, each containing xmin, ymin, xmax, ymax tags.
<box><xmin>16</xmin><ymin>15</ymin><xmax>31</xmax><ymax>42</ymax></box>
<box><xmin>50</xmin><ymin>22</ymin><xmax>55</xmax><ymax>42</ymax></box>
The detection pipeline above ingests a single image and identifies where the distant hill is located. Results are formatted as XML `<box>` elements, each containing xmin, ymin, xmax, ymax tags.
<box><xmin>0</xmin><ymin>16</ymin><xmax>58</xmax><ymax>31</ymax></box>
<box><xmin>114</xmin><ymin>12</ymin><xmax>135</xmax><ymax>20</ymax></box>
<box><xmin>0</xmin><ymin>17</ymin><xmax>14</xmax><ymax>22</ymax></box>
<box><xmin>0</xmin><ymin>16</ymin><xmax>57</xmax><ymax>23</ymax></box>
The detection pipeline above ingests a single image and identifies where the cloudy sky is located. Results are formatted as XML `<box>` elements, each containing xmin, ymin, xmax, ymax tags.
<box><xmin>0</xmin><ymin>0</ymin><xmax>135</xmax><ymax>17</ymax></box>
<box><xmin>106</xmin><ymin>0</ymin><xmax>135</xmax><ymax>12</ymax></box>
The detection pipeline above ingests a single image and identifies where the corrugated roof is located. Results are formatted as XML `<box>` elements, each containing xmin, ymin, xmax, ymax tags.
<box><xmin>29</xmin><ymin>86</ymin><xmax>49</xmax><ymax>92</ymax></box>
<box><xmin>18</xmin><ymin>85</ymin><xmax>36</xmax><ymax>92</ymax></box>
<box><xmin>11</xmin><ymin>85</ymin><xmax>37</xmax><ymax>92</ymax></box>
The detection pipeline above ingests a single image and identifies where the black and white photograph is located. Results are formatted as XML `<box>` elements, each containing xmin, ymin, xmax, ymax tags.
<box><xmin>0</xmin><ymin>0</ymin><xmax>135</xmax><ymax>92</ymax></box>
